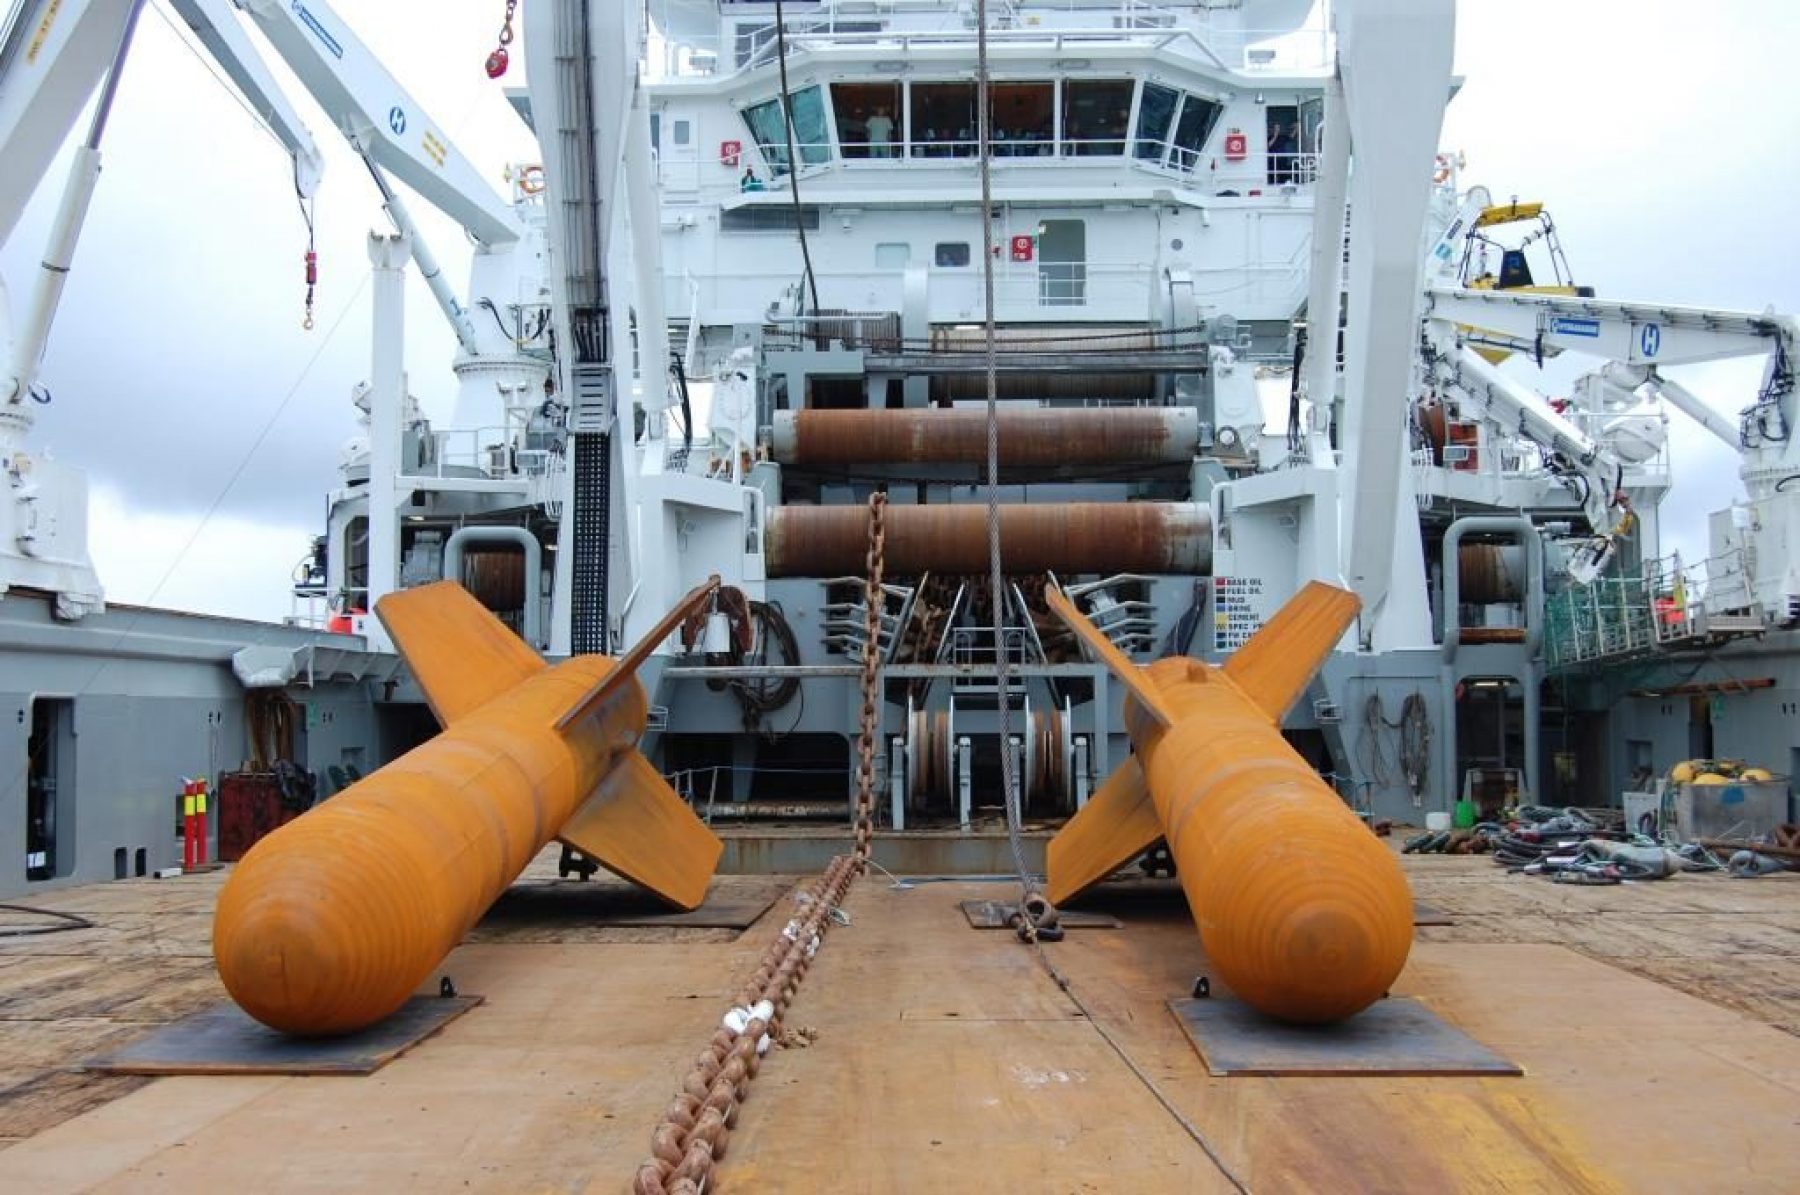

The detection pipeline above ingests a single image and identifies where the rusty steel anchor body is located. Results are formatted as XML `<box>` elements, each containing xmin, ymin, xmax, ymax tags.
<box><xmin>213</xmin><ymin>579</ymin><xmax>725</xmax><ymax>1036</ymax></box>
<box><xmin>1045</xmin><ymin>581</ymin><xmax>1414</xmax><ymax>1024</ymax></box>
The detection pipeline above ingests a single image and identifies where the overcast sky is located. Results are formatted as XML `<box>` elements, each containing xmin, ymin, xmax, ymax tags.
<box><xmin>6</xmin><ymin>0</ymin><xmax>1797</xmax><ymax>621</ymax></box>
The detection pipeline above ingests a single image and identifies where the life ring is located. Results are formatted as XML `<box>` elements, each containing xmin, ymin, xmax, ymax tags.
<box><xmin>1432</xmin><ymin>153</ymin><xmax>1453</xmax><ymax>185</ymax></box>
<box><xmin>518</xmin><ymin>164</ymin><xmax>546</xmax><ymax>195</ymax></box>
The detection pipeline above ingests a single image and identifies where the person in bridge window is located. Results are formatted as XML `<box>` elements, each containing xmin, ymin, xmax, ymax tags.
<box><xmin>1268</xmin><ymin>122</ymin><xmax>1297</xmax><ymax>184</ymax></box>
<box><xmin>867</xmin><ymin>106</ymin><xmax>895</xmax><ymax>158</ymax></box>
<box><xmin>740</xmin><ymin>168</ymin><xmax>765</xmax><ymax>192</ymax></box>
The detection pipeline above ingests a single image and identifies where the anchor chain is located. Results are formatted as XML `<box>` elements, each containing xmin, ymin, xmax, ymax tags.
<box><xmin>629</xmin><ymin>494</ymin><xmax>886</xmax><ymax>1192</ymax></box>
<box><xmin>852</xmin><ymin>490</ymin><xmax>887</xmax><ymax>865</ymax></box>
<box><xmin>631</xmin><ymin>856</ymin><xmax>859</xmax><ymax>1194</ymax></box>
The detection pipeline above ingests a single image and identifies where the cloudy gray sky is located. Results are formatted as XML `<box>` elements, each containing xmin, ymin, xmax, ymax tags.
<box><xmin>5</xmin><ymin>1</ymin><xmax>1796</xmax><ymax>620</ymax></box>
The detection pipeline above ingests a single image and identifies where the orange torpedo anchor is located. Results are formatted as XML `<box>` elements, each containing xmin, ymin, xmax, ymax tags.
<box><xmin>1045</xmin><ymin>581</ymin><xmax>1414</xmax><ymax>1024</ymax></box>
<box><xmin>214</xmin><ymin>578</ymin><xmax>726</xmax><ymax>1036</ymax></box>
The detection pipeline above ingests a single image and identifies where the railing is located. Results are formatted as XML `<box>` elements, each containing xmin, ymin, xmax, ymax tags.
<box><xmin>694</xmin><ymin>258</ymin><xmax>1304</xmax><ymax>322</ymax></box>
<box><xmin>425</xmin><ymin>427</ymin><xmax>557</xmax><ymax>481</ymax></box>
<box><xmin>949</xmin><ymin>626</ymin><xmax>1038</xmax><ymax>671</ymax></box>
<box><xmin>1545</xmin><ymin>573</ymin><xmax>1656</xmax><ymax>669</ymax></box>
<box><xmin>286</xmin><ymin>587</ymin><xmax>372</xmax><ymax>634</ymax></box>
<box><xmin>1038</xmin><ymin>261</ymin><xmax>1087</xmax><ymax>306</ymax></box>
<box><xmin>1545</xmin><ymin>546</ymin><xmax>1760</xmax><ymax>669</ymax></box>
<box><xmin>739</xmin><ymin>139</ymin><xmax>1319</xmax><ymax>189</ymax></box>
<box><xmin>655</xmin><ymin>5</ymin><xmax>1330</xmax><ymax>82</ymax></box>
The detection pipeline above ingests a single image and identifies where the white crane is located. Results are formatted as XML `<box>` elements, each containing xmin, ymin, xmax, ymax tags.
<box><xmin>1422</xmin><ymin>283</ymin><xmax>1799</xmax><ymax>582</ymax></box>
<box><xmin>0</xmin><ymin>0</ymin><xmax>560</xmax><ymax>621</ymax></box>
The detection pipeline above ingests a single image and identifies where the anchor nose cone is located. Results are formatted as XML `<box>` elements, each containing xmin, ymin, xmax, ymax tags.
<box><xmin>1205</xmin><ymin>849</ymin><xmax>1413</xmax><ymax>1024</ymax></box>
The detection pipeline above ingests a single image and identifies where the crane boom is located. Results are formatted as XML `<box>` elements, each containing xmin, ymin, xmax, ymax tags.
<box><xmin>0</xmin><ymin>0</ymin><xmax>137</xmax><ymax>243</ymax></box>
<box><xmin>166</xmin><ymin>0</ymin><xmax>323</xmax><ymax>197</ymax></box>
<box><xmin>231</xmin><ymin>0</ymin><xmax>520</xmax><ymax>247</ymax></box>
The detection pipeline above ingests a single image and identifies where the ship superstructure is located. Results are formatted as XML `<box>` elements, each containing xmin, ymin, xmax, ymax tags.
<box><xmin>4</xmin><ymin>0</ymin><xmax>1799</xmax><ymax>895</ymax></box>
<box><xmin>4</xmin><ymin>4</ymin><xmax>1800</xmax><ymax>1191</ymax></box>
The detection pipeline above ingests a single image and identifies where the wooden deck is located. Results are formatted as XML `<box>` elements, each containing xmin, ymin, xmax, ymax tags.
<box><xmin>1</xmin><ymin>846</ymin><xmax>1797</xmax><ymax>1192</ymax></box>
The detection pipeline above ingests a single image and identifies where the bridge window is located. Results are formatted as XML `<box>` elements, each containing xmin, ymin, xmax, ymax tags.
<box><xmin>1134</xmin><ymin>83</ymin><xmax>1180</xmax><ymax>162</ymax></box>
<box><xmin>833</xmin><ymin>82</ymin><xmax>903</xmax><ymax>159</ymax></box>
<box><xmin>912</xmin><ymin>83</ymin><xmax>977</xmax><ymax>158</ymax></box>
<box><xmin>934</xmin><ymin>242</ymin><xmax>971</xmax><ymax>267</ymax></box>
<box><xmin>1062</xmin><ymin>79</ymin><xmax>1133</xmax><ymax>156</ymax></box>
<box><xmin>990</xmin><ymin>82</ymin><xmax>1054</xmax><ymax>157</ymax></box>
<box><xmin>1170</xmin><ymin>95</ymin><xmax>1222</xmax><ymax>172</ymax></box>
<box><xmin>741</xmin><ymin>86</ymin><xmax>832</xmax><ymax>175</ymax></box>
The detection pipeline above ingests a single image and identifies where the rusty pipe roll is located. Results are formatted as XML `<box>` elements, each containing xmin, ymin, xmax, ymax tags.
<box><xmin>771</xmin><ymin>408</ymin><xmax>1200</xmax><ymax>467</ymax></box>
<box><xmin>766</xmin><ymin>502</ymin><xmax>1210</xmax><ymax>576</ymax></box>
<box><xmin>1457</xmin><ymin>543</ymin><xmax>1525</xmax><ymax>604</ymax></box>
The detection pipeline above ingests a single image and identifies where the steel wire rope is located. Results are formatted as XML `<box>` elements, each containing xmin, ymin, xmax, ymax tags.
<box><xmin>971</xmin><ymin>7</ymin><xmax>1249</xmax><ymax>1191</ymax></box>
<box><xmin>0</xmin><ymin>903</ymin><xmax>95</xmax><ymax>938</ymax></box>
<box><xmin>147</xmin><ymin>1</ymin><xmax>287</xmax><ymax>153</ymax></box>
<box><xmin>973</xmin><ymin>0</ymin><xmax>1033</xmax><ymax>908</ymax></box>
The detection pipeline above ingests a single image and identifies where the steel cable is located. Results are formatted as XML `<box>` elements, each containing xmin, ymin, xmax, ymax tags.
<box><xmin>975</xmin><ymin>0</ymin><xmax>1036</xmax><ymax>915</ymax></box>
<box><xmin>969</xmin><ymin>13</ymin><xmax>1248</xmax><ymax>1188</ymax></box>
<box><xmin>0</xmin><ymin>903</ymin><xmax>95</xmax><ymax>938</ymax></box>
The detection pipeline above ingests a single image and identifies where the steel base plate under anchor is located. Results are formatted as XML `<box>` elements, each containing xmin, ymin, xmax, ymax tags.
<box><xmin>83</xmin><ymin>995</ymin><xmax>483</xmax><ymax>1076</ymax></box>
<box><xmin>1166</xmin><ymin>996</ymin><xmax>1521</xmax><ymax>1077</ymax></box>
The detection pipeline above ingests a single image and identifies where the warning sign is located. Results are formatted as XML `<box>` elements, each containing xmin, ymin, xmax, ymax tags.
<box><xmin>1212</xmin><ymin>575</ymin><xmax>1265</xmax><ymax>652</ymax></box>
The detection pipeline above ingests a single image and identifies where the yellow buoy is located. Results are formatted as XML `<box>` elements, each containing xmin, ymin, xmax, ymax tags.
<box><xmin>1742</xmin><ymin>767</ymin><xmax>1773</xmax><ymax>783</ymax></box>
<box><xmin>1693</xmin><ymin>773</ymin><xmax>1730</xmax><ymax>786</ymax></box>
<box><xmin>1670</xmin><ymin>760</ymin><xmax>1697</xmax><ymax>784</ymax></box>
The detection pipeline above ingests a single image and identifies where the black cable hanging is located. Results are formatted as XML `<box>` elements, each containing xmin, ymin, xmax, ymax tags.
<box><xmin>771</xmin><ymin>0</ymin><xmax>821</xmax><ymax>319</ymax></box>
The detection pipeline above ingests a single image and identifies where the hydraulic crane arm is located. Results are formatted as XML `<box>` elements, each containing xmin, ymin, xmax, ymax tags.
<box><xmin>1423</xmin><ymin>324</ymin><xmax>1631</xmax><ymax>583</ymax></box>
<box><xmin>229</xmin><ymin>0</ymin><xmax>520</xmax><ymax>249</ymax></box>
<box><xmin>1424</xmin><ymin>286</ymin><xmax>1779</xmax><ymax>368</ymax></box>
<box><xmin>166</xmin><ymin>0</ymin><xmax>323</xmax><ymax>198</ymax></box>
<box><xmin>0</xmin><ymin>0</ymin><xmax>137</xmax><ymax>244</ymax></box>
<box><xmin>1426</xmin><ymin>284</ymin><xmax>1800</xmax><ymax>492</ymax></box>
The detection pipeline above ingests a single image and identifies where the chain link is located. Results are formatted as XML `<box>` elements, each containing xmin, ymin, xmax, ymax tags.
<box><xmin>630</xmin><ymin>495</ymin><xmax>885</xmax><ymax>1190</ymax></box>
<box><xmin>631</xmin><ymin>856</ymin><xmax>859</xmax><ymax>1194</ymax></box>
<box><xmin>851</xmin><ymin>491</ymin><xmax>887</xmax><ymax>866</ymax></box>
